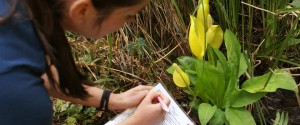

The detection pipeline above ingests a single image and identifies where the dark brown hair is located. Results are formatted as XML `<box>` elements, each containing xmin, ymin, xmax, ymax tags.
<box><xmin>0</xmin><ymin>0</ymin><xmax>142</xmax><ymax>99</ymax></box>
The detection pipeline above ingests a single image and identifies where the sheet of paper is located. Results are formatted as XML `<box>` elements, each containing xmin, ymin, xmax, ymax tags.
<box><xmin>105</xmin><ymin>83</ymin><xmax>195</xmax><ymax>125</ymax></box>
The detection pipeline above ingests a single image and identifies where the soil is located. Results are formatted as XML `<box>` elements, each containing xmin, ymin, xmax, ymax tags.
<box><xmin>263</xmin><ymin>89</ymin><xmax>300</xmax><ymax>125</ymax></box>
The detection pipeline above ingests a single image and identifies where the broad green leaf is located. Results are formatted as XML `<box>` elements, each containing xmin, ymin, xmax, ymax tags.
<box><xmin>238</xmin><ymin>54</ymin><xmax>248</xmax><ymax>77</ymax></box>
<box><xmin>209</xmin><ymin>109</ymin><xmax>226</xmax><ymax>125</ymax></box>
<box><xmin>195</xmin><ymin>61</ymin><xmax>226</xmax><ymax>107</ymax></box>
<box><xmin>223</xmin><ymin>30</ymin><xmax>242</xmax><ymax>108</ymax></box>
<box><xmin>242</xmin><ymin>69</ymin><xmax>298</xmax><ymax>93</ymax></box>
<box><xmin>194</xmin><ymin>60</ymin><xmax>209</xmax><ymax>103</ymax></box>
<box><xmin>291</xmin><ymin>0</ymin><xmax>300</xmax><ymax>7</ymax></box>
<box><xmin>177</xmin><ymin>56</ymin><xmax>198</xmax><ymax>71</ymax></box>
<box><xmin>224</xmin><ymin>29</ymin><xmax>241</xmax><ymax>66</ymax></box>
<box><xmin>198</xmin><ymin>103</ymin><xmax>217</xmax><ymax>125</ymax></box>
<box><xmin>231</xmin><ymin>90</ymin><xmax>267</xmax><ymax>107</ymax></box>
<box><xmin>225</xmin><ymin>107</ymin><xmax>256</xmax><ymax>125</ymax></box>
<box><xmin>186</xmin><ymin>70</ymin><xmax>198</xmax><ymax>86</ymax></box>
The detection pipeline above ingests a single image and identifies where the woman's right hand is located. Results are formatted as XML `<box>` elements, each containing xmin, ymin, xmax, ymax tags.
<box><xmin>120</xmin><ymin>91</ymin><xmax>170</xmax><ymax>125</ymax></box>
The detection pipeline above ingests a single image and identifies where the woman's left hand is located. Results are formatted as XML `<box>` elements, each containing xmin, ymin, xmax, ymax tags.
<box><xmin>108</xmin><ymin>85</ymin><xmax>152</xmax><ymax>110</ymax></box>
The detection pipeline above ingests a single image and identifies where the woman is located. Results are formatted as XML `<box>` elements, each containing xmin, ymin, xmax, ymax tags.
<box><xmin>0</xmin><ymin>0</ymin><xmax>170</xmax><ymax>124</ymax></box>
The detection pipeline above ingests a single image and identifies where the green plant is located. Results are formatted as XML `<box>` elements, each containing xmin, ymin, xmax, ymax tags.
<box><xmin>53</xmin><ymin>99</ymin><xmax>98</xmax><ymax>124</ymax></box>
<box><xmin>166</xmin><ymin>0</ymin><xmax>299</xmax><ymax>124</ymax></box>
<box><xmin>126</xmin><ymin>37</ymin><xmax>149</xmax><ymax>61</ymax></box>
<box><xmin>168</xmin><ymin>29</ymin><xmax>298</xmax><ymax>125</ymax></box>
<box><xmin>273</xmin><ymin>111</ymin><xmax>289</xmax><ymax>125</ymax></box>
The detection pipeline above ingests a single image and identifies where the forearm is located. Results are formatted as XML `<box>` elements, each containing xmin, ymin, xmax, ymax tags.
<box><xmin>49</xmin><ymin>85</ymin><xmax>121</xmax><ymax>110</ymax></box>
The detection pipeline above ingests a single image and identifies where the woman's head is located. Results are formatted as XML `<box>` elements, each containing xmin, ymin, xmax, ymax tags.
<box><xmin>0</xmin><ymin>0</ymin><xmax>149</xmax><ymax>99</ymax></box>
<box><xmin>61</xmin><ymin>0</ymin><xmax>149</xmax><ymax>38</ymax></box>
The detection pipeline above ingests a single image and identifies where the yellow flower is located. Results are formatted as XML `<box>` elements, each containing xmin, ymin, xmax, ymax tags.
<box><xmin>197</xmin><ymin>0</ymin><xmax>210</xmax><ymax>28</ymax></box>
<box><xmin>188</xmin><ymin>0</ymin><xmax>224</xmax><ymax>59</ymax></box>
<box><xmin>189</xmin><ymin>15</ymin><xmax>206</xmax><ymax>60</ymax></box>
<box><xmin>206</xmin><ymin>25</ymin><xmax>224</xmax><ymax>49</ymax></box>
<box><xmin>172</xmin><ymin>63</ymin><xmax>190</xmax><ymax>87</ymax></box>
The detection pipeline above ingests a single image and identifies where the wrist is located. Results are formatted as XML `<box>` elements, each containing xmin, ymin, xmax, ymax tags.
<box><xmin>108</xmin><ymin>93</ymin><xmax>124</xmax><ymax>110</ymax></box>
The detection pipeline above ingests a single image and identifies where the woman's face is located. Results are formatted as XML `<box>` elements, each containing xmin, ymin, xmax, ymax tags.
<box><xmin>62</xmin><ymin>0</ymin><xmax>148</xmax><ymax>38</ymax></box>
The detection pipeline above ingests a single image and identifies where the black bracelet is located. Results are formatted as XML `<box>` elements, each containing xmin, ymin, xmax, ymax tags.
<box><xmin>99</xmin><ymin>90</ymin><xmax>111</xmax><ymax>111</ymax></box>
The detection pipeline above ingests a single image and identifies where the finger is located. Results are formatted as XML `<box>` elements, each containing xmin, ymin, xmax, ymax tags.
<box><xmin>158</xmin><ymin>94</ymin><xmax>170</xmax><ymax>105</ymax></box>
<box><xmin>135</xmin><ymin>90</ymin><xmax>149</xmax><ymax>101</ymax></box>
<box><xmin>133</xmin><ymin>85</ymin><xmax>153</xmax><ymax>91</ymax></box>
<box><xmin>143</xmin><ymin>91</ymin><xmax>161</xmax><ymax>103</ymax></box>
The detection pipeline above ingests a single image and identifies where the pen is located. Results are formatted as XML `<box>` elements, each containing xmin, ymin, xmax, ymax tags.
<box><xmin>157</xmin><ymin>96</ymin><xmax>170</xmax><ymax>112</ymax></box>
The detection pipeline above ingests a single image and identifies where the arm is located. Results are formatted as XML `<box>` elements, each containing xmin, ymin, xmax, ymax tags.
<box><xmin>42</xmin><ymin>64</ymin><xmax>171</xmax><ymax>124</ymax></box>
<box><xmin>41</xmin><ymin>65</ymin><xmax>152</xmax><ymax>110</ymax></box>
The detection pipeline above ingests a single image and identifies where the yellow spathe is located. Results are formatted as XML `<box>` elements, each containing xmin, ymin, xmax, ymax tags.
<box><xmin>188</xmin><ymin>0</ymin><xmax>224</xmax><ymax>59</ymax></box>
<box><xmin>189</xmin><ymin>15</ymin><xmax>206</xmax><ymax>60</ymax></box>
<box><xmin>206</xmin><ymin>25</ymin><xmax>224</xmax><ymax>49</ymax></box>
<box><xmin>172</xmin><ymin>63</ymin><xmax>190</xmax><ymax>87</ymax></box>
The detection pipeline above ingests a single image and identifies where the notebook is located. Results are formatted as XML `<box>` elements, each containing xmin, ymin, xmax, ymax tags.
<box><xmin>105</xmin><ymin>83</ymin><xmax>195</xmax><ymax>125</ymax></box>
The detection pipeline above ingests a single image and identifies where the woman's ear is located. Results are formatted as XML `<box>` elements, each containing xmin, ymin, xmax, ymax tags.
<box><xmin>68</xmin><ymin>0</ymin><xmax>93</xmax><ymax>23</ymax></box>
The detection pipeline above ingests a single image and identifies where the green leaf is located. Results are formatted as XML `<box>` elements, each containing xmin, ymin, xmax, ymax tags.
<box><xmin>189</xmin><ymin>98</ymin><xmax>201</xmax><ymax>111</ymax></box>
<box><xmin>225</xmin><ymin>107</ymin><xmax>256</xmax><ymax>125</ymax></box>
<box><xmin>223</xmin><ymin>30</ymin><xmax>242</xmax><ymax>108</ymax></box>
<box><xmin>224</xmin><ymin>29</ymin><xmax>241</xmax><ymax>66</ymax></box>
<box><xmin>186</xmin><ymin>70</ymin><xmax>198</xmax><ymax>86</ymax></box>
<box><xmin>166</xmin><ymin>65</ymin><xmax>174</xmax><ymax>74</ymax></box>
<box><xmin>291</xmin><ymin>0</ymin><xmax>300</xmax><ymax>7</ymax></box>
<box><xmin>238</xmin><ymin>54</ymin><xmax>248</xmax><ymax>77</ymax></box>
<box><xmin>167</xmin><ymin>56</ymin><xmax>198</xmax><ymax>75</ymax></box>
<box><xmin>195</xmin><ymin>61</ymin><xmax>226</xmax><ymax>107</ymax></box>
<box><xmin>177</xmin><ymin>56</ymin><xmax>198</xmax><ymax>71</ymax></box>
<box><xmin>209</xmin><ymin>109</ymin><xmax>226</xmax><ymax>125</ymax></box>
<box><xmin>242</xmin><ymin>69</ymin><xmax>298</xmax><ymax>93</ymax></box>
<box><xmin>274</xmin><ymin>111</ymin><xmax>289</xmax><ymax>125</ymax></box>
<box><xmin>213</xmin><ymin>48</ymin><xmax>227</xmax><ymax>68</ymax></box>
<box><xmin>231</xmin><ymin>90</ymin><xmax>267</xmax><ymax>107</ymax></box>
<box><xmin>288</xmin><ymin>38</ymin><xmax>300</xmax><ymax>46</ymax></box>
<box><xmin>194</xmin><ymin>60</ymin><xmax>209</xmax><ymax>103</ymax></box>
<box><xmin>198</xmin><ymin>103</ymin><xmax>217</xmax><ymax>125</ymax></box>
<box><xmin>207</xmin><ymin>45</ymin><xmax>218</xmax><ymax>66</ymax></box>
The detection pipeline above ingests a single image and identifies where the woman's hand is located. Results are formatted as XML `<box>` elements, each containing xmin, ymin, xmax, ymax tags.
<box><xmin>109</xmin><ymin>85</ymin><xmax>153</xmax><ymax>110</ymax></box>
<box><xmin>119</xmin><ymin>91</ymin><xmax>170</xmax><ymax>125</ymax></box>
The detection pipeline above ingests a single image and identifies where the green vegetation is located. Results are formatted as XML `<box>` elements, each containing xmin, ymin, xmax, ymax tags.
<box><xmin>54</xmin><ymin>0</ymin><xmax>300</xmax><ymax>124</ymax></box>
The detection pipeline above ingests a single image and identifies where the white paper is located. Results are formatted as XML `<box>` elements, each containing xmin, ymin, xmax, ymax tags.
<box><xmin>105</xmin><ymin>83</ymin><xmax>195</xmax><ymax>125</ymax></box>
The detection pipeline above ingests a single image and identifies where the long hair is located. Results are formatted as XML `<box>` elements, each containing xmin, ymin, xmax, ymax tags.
<box><xmin>0</xmin><ymin>0</ymin><xmax>142</xmax><ymax>99</ymax></box>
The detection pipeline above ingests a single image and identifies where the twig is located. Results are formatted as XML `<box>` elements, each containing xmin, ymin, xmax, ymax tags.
<box><xmin>296</xmin><ymin>90</ymin><xmax>300</xmax><ymax>107</ymax></box>
<box><xmin>99</xmin><ymin>66</ymin><xmax>150</xmax><ymax>84</ymax></box>
<box><xmin>155</xmin><ymin>42</ymin><xmax>182</xmax><ymax>63</ymax></box>
<box><xmin>82</xmin><ymin>61</ymin><xmax>98</xmax><ymax>81</ymax></box>
<box><xmin>241</xmin><ymin>1</ymin><xmax>278</xmax><ymax>16</ymax></box>
<box><xmin>283</xmin><ymin>67</ymin><xmax>300</xmax><ymax>70</ymax></box>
